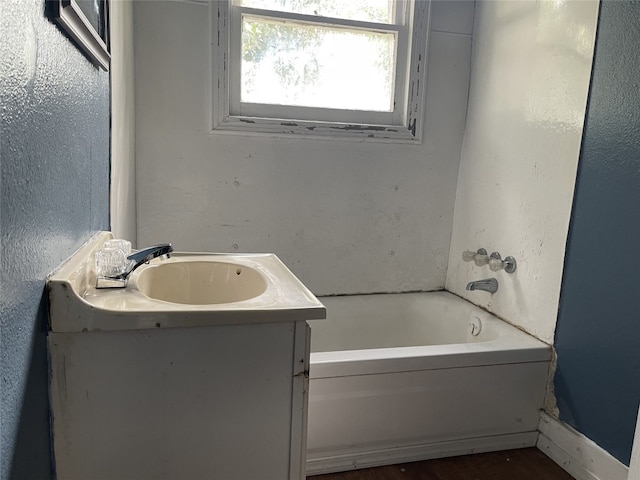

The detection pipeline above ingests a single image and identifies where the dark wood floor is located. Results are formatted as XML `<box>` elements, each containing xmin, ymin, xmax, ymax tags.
<box><xmin>308</xmin><ymin>448</ymin><xmax>574</xmax><ymax>480</ymax></box>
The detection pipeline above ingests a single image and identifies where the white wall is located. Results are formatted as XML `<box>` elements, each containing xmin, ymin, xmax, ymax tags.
<box><xmin>110</xmin><ymin>0</ymin><xmax>137</xmax><ymax>245</ymax></box>
<box><xmin>446</xmin><ymin>0</ymin><xmax>599</xmax><ymax>344</ymax></box>
<box><xmin>134</xmin><ymin>0</ymin><xmax>474</xmax><ymax>295</ymax></box>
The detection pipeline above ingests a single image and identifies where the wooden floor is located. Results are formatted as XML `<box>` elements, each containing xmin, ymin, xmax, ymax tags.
<box><xmin>308</xmin><ymin>448</ymin><xmax>574</xmax><ymax>480</ymax></box>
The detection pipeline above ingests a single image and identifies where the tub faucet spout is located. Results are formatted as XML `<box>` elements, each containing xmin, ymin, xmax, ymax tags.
<box><xmin>466</xmin><ymin>278</ymin><xmax>498</xmax><ymax>294</ymax></box>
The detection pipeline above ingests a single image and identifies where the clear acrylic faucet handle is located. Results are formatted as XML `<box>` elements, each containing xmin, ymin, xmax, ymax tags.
<box><xmin>104</xmin><ymin>239</ymin><xmax>132</xmax><ymax>255</ymax></box>
<box><xmin>462</xmin><ymin>248</ymin><xmax>489</xmax><ymax>266</ymax></box>
<box><xmin>489</xmin><ymin>252</ymin><xmax>517</xmax><ymax>273</ymax></box>
<box><xmin>462</xmin><ymin>250</ymin><xmax>476</xmax><ymax>262</ymax></box>
<box><xmin>474</xmin><ymin>249</ymin><xmax>489</xmax><ymax>266</ymax></box>
<box><xmin>489</xmin><ymin>257</ymin><xmax>504</xmax><ymax>271</ymax></box>
<box><xmin>95</xmin><ymin>247</ymin><xmax>127</xmax><ymax>277</ymax></box>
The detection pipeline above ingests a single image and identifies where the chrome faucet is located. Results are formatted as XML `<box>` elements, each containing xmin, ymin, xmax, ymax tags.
<box><xmin>98</xmin><ymin>243</ymin><xmax>173</xmax><ymax>285</ymax></box>
<box><xmin>125</xmin><ymin>244</ymin><xmax>173</xmax><ymax>273</ymax></box>
<box><xmin>120</xmin><ymin>244</ymin><xmax>174</xmax><ymax>279</ymax></box>
<box><xmin>466</xmin><ymin>277</ymin><xmax>498</xmax><ymax>294</ymax></box>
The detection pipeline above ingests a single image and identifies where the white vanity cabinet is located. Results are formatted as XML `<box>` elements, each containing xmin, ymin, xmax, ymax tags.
<box><xmin>49</xmin><ymin>319</ymin><xmax>311</xmax><ymax>480</ymax></box>
<box><xmin>47</xmin><ymin>232</ymin><xmax>324</xmax><ymax>480</ymax></box>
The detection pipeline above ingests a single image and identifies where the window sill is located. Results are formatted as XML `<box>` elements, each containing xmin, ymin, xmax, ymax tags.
<box><xmin>210</xmin><ymin>115</ymin><xmax>422</xmax><ymax>144</ymax></box>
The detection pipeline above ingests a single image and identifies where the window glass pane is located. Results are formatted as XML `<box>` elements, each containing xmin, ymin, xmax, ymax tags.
<box><xmin>241</xmin><ymin>17</ymin><xmax>396</xmax><ymax>112</ymax></box>
<box><xmin>234</xmin><ymin>0</ymin><xmax>395</xmax><ymax>24</ymax></box>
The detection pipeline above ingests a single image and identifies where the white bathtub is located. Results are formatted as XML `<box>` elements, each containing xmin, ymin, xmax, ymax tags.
<box><xmin>306</xmin><ymin>291</ymin><xmax>551</xmax><ymax>475</ymax></box>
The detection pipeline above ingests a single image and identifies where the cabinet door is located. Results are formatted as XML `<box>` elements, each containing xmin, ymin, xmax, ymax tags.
<box><xmin>50</xmin><ymin>322</ymin><xmax>297</xmax><ymax>480</ymax></box>
<box><xmin>289</xmin><ymin>321</ymin><xmax>311</xmax><ymax>479</ymax></box>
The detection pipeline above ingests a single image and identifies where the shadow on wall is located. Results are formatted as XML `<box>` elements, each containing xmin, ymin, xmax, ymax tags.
<box><xmin>6</xmin><ymin>289</ymin><xmax>54</xmax><ymax>480</ymax></box>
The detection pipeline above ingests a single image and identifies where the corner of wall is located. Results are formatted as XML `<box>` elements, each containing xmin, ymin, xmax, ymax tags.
<box><xmin>445</xmin><ymin>0</ymin><xmax>598</xmax><ymax>346</ymax></box>
<box><xmin>538</xmin><ymin>412</ymin><xmax>628</xmax><ymax>480</ymax></box>
<box><xmin>110</xmin><ymin>0</ymin><xmax>137</xmax><ymax>246</ymax></box>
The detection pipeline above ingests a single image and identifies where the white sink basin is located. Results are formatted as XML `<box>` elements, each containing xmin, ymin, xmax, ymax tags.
<box><xmin>47</xmin><ymin>232</ymin><xmax>325</xmax><ymax>332</ymax></box>
<box><xmin>136</xmin><ymin>261</ymin><xmax>267</xmax><ymax>305</ymax></box>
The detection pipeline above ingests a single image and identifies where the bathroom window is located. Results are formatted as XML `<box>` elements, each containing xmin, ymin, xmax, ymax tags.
<box><xmin>211</xmin><ymin>0</ymin><xmax>429</xmax><ymax>141</ymax></box>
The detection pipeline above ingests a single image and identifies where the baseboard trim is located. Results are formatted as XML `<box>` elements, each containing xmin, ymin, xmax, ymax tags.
<box><xmin>537</xmin><ymin>412</ymin><xmax>628</xmax><ymax>480</ymax></box>
<box><xmin>306</xmin><ymin>432</ymin><xmax>539</xmax><ymax>476</ymax></box>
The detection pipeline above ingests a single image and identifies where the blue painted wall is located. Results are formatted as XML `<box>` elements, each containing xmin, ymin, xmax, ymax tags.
<box><xmin>554</xmin><ymin>0</ymin><xmax>640</xmax><ymax>466</ymax></box>
<box><xmin>0</xmin><ymin>0</ymin><xmax>110</xmax><ymax>478</ymax></box>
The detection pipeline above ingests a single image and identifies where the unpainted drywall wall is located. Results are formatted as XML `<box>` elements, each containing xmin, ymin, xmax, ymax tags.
<box><xmin>133</xmin><ymin>0</ymin><xmax>474</xmax><ymax>295</ymax></box>
<box><xmin>446</xmin><ymin>0</ymin><xmax>599</xmax><ymax>344</ymax></box>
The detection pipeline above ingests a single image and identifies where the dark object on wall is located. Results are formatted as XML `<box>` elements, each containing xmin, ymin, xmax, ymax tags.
<box><xmin>51</xmin><ymin>0</ymin><xmax>110</xmax><ymax>70</ymax></box>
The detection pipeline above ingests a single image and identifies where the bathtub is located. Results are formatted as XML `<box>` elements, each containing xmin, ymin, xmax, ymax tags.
<box><xmin>306</xmin><ymin>291</ymin><xmax>551</xmax><ymax>475</ymax></box>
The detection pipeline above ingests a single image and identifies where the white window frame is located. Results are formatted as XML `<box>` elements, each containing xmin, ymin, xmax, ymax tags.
<box><xmin>210</xmin><ymin>0</ymin><xmax>431</xmax><ymax>142</ymax></box>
